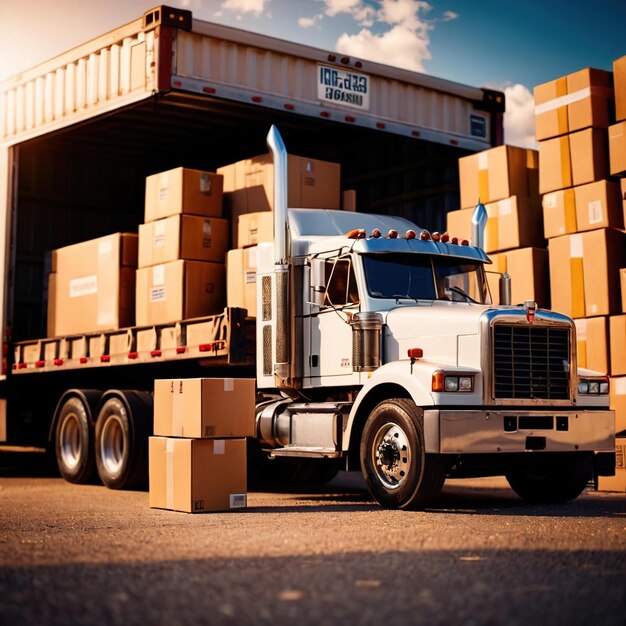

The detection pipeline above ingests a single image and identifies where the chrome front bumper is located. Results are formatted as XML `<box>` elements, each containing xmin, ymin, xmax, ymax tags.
<box><xmin>423</xmin><ymin>409</ymin><xmax>615</xmax><ymax>454</ymax></box>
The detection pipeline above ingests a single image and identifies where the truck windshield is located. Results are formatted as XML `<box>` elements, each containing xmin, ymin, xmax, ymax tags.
<box><xmin>362</xmin><ymin>253</ymin><xmax>491</xmax><ymax>304</ymax></box>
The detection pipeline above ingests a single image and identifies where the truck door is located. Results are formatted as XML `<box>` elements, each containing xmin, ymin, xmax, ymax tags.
<box><xmin>304</xmin><ymin>255</ymin><xmax>360</xmax><ymax>384</ymax></box>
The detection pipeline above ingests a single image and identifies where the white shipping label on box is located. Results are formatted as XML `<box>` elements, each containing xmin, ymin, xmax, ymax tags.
<box><xmin>576</xmin><ymin>319</ymin><xmax>587</xmax><ymax>340</ymax></box>
<box><xmin>70</xmin><ymin>275</ymin><xmax>98</xmax><ymax>298</ymax></box>
<box><xmin>616</xmin><ymin>378</ymin><xmax>626</xmax><ymax>395</ymax></box>
<box><xmin>214</xmin><ymin>440</ymin><xmax>225</xmax><ymax>455</ymax></box>
<box><xmin>150</xmin><ymin>286</ymin><xmax>166</xmax><ymax>302</ymax></box>
<box><xmin>245</xmin><ymin>271</ymin><xmax>256</xmax><ymax>285</ymax></box>
<box><xmin>202</xmin><ymin>220</ymin><xmax>212</xmax><ymax>248</ymax></box>
<box><xmin>98</xmin><ymin>240</ymin><xmax>112</xmax><ymax>256</ymax></box>
<box><xmin>588</xmin><ymin>201</ymin><xmax>603</xmax><ymax>224</ymax></box>
<box><xmin>200</xmin><ymin>174</ymin><xmax>212</xmax><ymax>195</ymax></box>
<box><xmin>158</xmin><ymin>173</ymin><xmax>169</xmax><ymax>201</ymax></box>
<box><xmin>152</xmin><ymin>264</ymin><xmax>165</xmax><ymax>286</ymax></box>
<box><xmin>570</xmin><ymin>234</ymin><xmax>583</xmax><ymax>258</ymax></box>
<box><xmin>154</xmin><ymin>220</ymin><xmax>165</xmax><ymax>247</ymax></box>
<box><xmin>544</xmin><ymin>193</ymin><xmax>557</xmax><ymax>209</ymax></box>
<box><xmin>230</xmin><ymin>494</ymin><xmax>247</xmax><ymax>509</ymax></box>
<box><xmin>498</xmin><ymin>198</ymin><xmax>513</xmax><ymax>216</ymax></box>
<box><xmin>478</xmin><ymin>152</ymin><xmax>488</xmax><ymax>170</ymax></box>
<box><xmin>224</xmin><ymin>378</ymin><xmax>234</xmax><ymax>391</ymax></box>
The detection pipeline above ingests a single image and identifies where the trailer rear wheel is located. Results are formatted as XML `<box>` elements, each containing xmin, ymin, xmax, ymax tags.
<box><xmin>360</xmin><ymin>398</ymin><xmax>446</xmax><ymax>510</ymax></box>
<box><xmin>55</xmin><ymin>396</ymin><xmax>97</xmax><ymax>484</ymax></box>
<box><xmin>505</xmin><ymin>453</ymin><xmax>592</xmax><ymax>503</ymax></box>
<box><xmin>95</xmin><ymin>392</ymin><xmax>151</xmax><ymax>490</ymax></box>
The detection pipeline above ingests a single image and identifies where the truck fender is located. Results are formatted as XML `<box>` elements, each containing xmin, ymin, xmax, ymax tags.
<box><xmin>48</xmin><ymin>389</ymin><xmax>104</xmax><ymax>443</ymax></box>
<box><xmin>343</xmin><ymin>360</ymin><xmax>436</xmax><ymax>455</ymax></box>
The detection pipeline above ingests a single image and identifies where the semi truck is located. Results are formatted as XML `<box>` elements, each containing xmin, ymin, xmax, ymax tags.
<box><xmin>0</xmin><ymin>6</ymin><xmax>615</xmax><ymax>509</ymax></box>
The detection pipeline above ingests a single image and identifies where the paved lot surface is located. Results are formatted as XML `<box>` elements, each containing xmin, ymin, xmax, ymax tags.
<box><xmin>0</xmin><ymin>450</ymin><xmax>625</xmax><ymax>626</ymax></box>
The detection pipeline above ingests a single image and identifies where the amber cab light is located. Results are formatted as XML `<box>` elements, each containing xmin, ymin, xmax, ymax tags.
<box><xmin>432</xmin><ymin>372</ymin><xmax>444</xmax><ymax>392</ymax></box>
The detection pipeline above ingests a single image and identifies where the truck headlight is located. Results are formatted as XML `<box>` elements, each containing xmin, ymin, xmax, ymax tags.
<box><xmin>433</xmin><ymin>372</ymin><xmax>474</xmax><ymax>392</ymax></box>
<box><xmin>578</xmin><ymin>376</ymin><xmax>609</xmax><ymax>395</ymax></box>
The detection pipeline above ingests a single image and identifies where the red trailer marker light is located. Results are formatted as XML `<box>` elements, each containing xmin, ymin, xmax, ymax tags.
<box><xmin>80</xmin><ymin>357</ymin><xmax>88</xmax><ymax>364</ymax></box>
<box><xmin>150</xmin><ymin>350</ymin><xmax>162</xmax><ymax>358</ymax></box>
<box><xmin>128</xmin><ymin>352</ymin><xmax>139</xmax><ymax>359</ymax></box>
<box><xmin>53</xmin><ymin>359</ymin><xmax>64</xmax><ymax>366</ymax></box>
<box><xmin>100</xmin><ymin>355</ymin><xmax>110</xmax><ymax>363</ymax></box>
<box><xmin>176</xmin><ymin>346</ymin><xmax>187</xmax><ymax>354</ymax></box>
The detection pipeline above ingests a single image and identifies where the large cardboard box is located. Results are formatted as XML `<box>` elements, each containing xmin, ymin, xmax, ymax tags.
<box><xmin>542</xmin><ymin>188</ymin><xmax>577</xmax><ymax>238</ymax></box>
<box><xmin>534</xmin><ymin>76</ymin><xmax>569</xmax><ymax>141</ymax></box>
<box><xmin>486</xmin><ymin>248</ymin><xmax>550</xmax><ymax>308</ymax></box>
<box><xmin>138</xmin><ymin>215</ymin><xmax>228</xmax><ymax>268</ymax></box>
<box><xmin>569</xmin><ymin>128</ymin><xmax>609</xmax><ymax>187</ymax></box>
<box><xmin>566</xmin><ymin>68</ymin><xmax>613</xmax><ymax>134</ymax></box>
<box><xmin>549</xmin><ymin>229</ymin><xmax>626</xmax><ymax>319</ymax></box>
<box><xmin>136</xmin><ymin>260</ymin><xmax>225</xmax><ymax>326</ymax></box>
<box><xmin>237</xmin><ymin>212</ymin><xmax>274</xmax><ymax>248</ymax></box>
<box><xmin>622</xmin><ymin>179</ymin><xmax>626</xmax><ymax>219</ymax></box>
<box><xmin>610</xmin><ymin>315</ymin><xmax>626</xmax><ymax>376</ymax></box>
<box><xmin>575</xmin><ymin>317</ymin><xmax>609</xmax><ymax>374</ymax></box>
<box><xmin>458</xmin><ymin>146</ymin><xmax>538</xmax><ymax>209</ymax></box>
<box><xmin>573</xmin><ymin>180</ymin><xmax>623</xmax><ymax>232</ymax></box>
<box><xmin>614</xmin><ymin>55</ymin><xmax>626</xmax><ymax>122</ymax></box>
<box><xmin>597</xmin><ymin>437</ymin><xmax>626</xmax><ymax>493</ymax></box>
<box><xmin>145</xmin><ymin>168</ymin><xmax>223</xmax><ymax>222</ymax></box>
<box><xmin>154</xmin><ymin>377</ymin><xmax>255</xmax><ymax>438</ymax></box>
<box><xmin>149</xmin><ymin>437</ymin><xmax>247</xmax><ymax>513</ymax></box>
<box><xmin>51</xmin><ymin>233</ymin><xmax>138</xmax><ymax>336</ymax></box>
<box><xmin>611</xmin><ymin>378</ymin><xmax>626</xmax><ymax>434</ymax></box>
<box><xmin>446</xmin><ymin>196</ymin><xmax>543</xmax><ymax>254</ymax></box>
<box><xmin>539</xmin><ymin>135</ymin><xmax>572</xmax><ymax>194</ymax></box>
<box><xmin>227</xmin><ymin>247</ymin><xmax>257</xmax><ymax>317</ymax></box>
<box><xmin>608</xmin><ymin>121</ymin><xmax>626</xmax><ymax>175</ymax></box>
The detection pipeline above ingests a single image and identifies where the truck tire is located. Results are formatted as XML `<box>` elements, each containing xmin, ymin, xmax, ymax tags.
<box><xmin>54</xmin><ymin>396</ymin><xmax>97</xmax><ymax>484</ymax></box>
<box><xmin>95</xmin><ymin>393</ymin><xmax>151</xmax><ymax>490</ymax></box>
<box><xmin>505</xmin><ymin>453</ymin><xmax>592</xmax><ymax>503</ymax></box>
<box><xmin>360</xmin><ymin>398</ymin><xmax>446</xmax><ymax>509</ymax></box>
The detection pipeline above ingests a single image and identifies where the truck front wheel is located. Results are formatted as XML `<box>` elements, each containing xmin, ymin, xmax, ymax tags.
<box><xmin>360</xmin><ymin>398</ymin><xmax>446</xmax><ymax>510</ymax></box>
<box><xmin>505</xmin><ymin>453</ymin><xmax>592</xmax><ymax>503</ymax></box>
<box><xmin>55</xmin><ymin>396</ymin><xmax>97</xmax><ymax>484</ymax></box>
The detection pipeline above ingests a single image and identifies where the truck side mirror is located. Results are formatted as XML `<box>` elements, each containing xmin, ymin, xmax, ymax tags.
<box><xmin>310</xmin><ymin>258</ymin><xmax>327</xmax><ymax>307</ymax></box>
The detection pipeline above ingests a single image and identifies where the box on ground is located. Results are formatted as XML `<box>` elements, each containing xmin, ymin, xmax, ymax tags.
<box><xmin>237</xmin><ymin>211</ymin><xmax>273</xmax><ymax>248</ymax></box>
<box><xmin>610</xmin><ymin>315</ymin><xmax>626</xmax><ymax>376</ymax></box>
<box><xmin>539</xmin><ymin>135</ymin><xmax>572</xmax><ymax>194</ymax></box>
<box><xmin>573</xmin><ymin>180</ymin><xmax>623</xmax><ymax>232</ymax></box>
<box><xmin>487</xmin><ymin>248</ymin><xmax>549</xmax><ymax>308</ymax></box>
<box><xmin>458</xmin><ymin>146</ymin><xmax>538</xmax><ymax>209</ymax></box>
<box><xmin>575</xmin><ymin>317</ymin><xmax>609</xmax><ymax>374</ymax></box>
<box><xmin>136</xmin><ymin>260</ymin><xmax>225</xmax><ymax>326</ymax></box>
<box><xmin>50</xmin><ymin>233</ymin><xmax>138</xmax><ymax>336</ymax></box>
<box><xmin>227</xmin><ymin>247</ymin><xmax>257</xmax><ymax>317</ymax></box>
<box><xmin>139</xmin><ymin>215</ymin><xmax>228</xmax><ymax>268</ymax></box>
<box><xmin>153</xmin><ymin>377</ymin><xmax>255</xmax><ymax>438</ymax></box>
<box><xmin>149</xmin><ymin>437</ymin><xmax>247</xmax><ymax>513</ymax></box>
<box><xmin>548</xmin><ymin>229</ymin><xmax>626</xmax><ymax>319</ymax></box>
<box><xmin>145</xmin><ymin>168</ymin><xmax>223</xmax><ymax>222</ymax></box>
<box><xmin>614</xmin><ymin>55</ymin><xmax>626</xmax><ymax>122</ymax></box>
<box><xmin>608</xmin><ymin>121</ymin><xmax>626</xmax><ymax>176</ymax></box>
<box><xmin>597</xmin><ymin>437</ymin><xmax>625</xmax><ymax>493</ymax></box>
<box><xmin>611</xmin><ymin>378</ymin><xmax>626</xmax><ymax>434</ymax></box>
<box><xmin>542</xmin><ymin>188</ymin><xmax>577</xmax><ymax>238</ymax></box>
<box><xmin>446</xmin><ymin>196</ymin><xmax>543</xmax><ymax>254</ymax></box>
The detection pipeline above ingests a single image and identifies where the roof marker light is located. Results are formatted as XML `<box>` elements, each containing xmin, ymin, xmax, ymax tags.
<box><xmin>346</xmin><ymin>228</ymin><xmax>366</xmax><ymax>239</ymax></box>
<box><xmin>420</xmin><ymin>230</ymin><xmax>431</xmax><ymax>241</ymax></box>
<box><xmin>440</xmin><ymin>232</ymin><xmax>450</xmax><ymax>243</ymax></box>
<box><xmin>432</xmin><ymin>232</ymin><xmax>441</xmax><ymax>242</ymax></box>
<box><xmin>405</xmin><ymin>230</ymin><xmax>416</xmax><ymax>240</ymax></box>
<box><xmin>372</xmin><ymin>228</ymin><xmax>382</xmax><ymax>238</ymax></box>
<box><xmin>451</xmin><ymin>237</ymin><xmax>459</xmax><ymax>245</ymax></box>
<box><xmin>387</xmin><ymin>229</ymin><xmax>398</xmax><ymax>239</ymax></box>
<box><xmin>461</xmin><ymin>239</ymin><xmax>470</xmax><ymax>246</ymax></box>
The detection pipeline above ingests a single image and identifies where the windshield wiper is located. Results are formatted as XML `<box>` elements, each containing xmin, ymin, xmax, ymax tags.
<box><xmin>391</xmin><ymin>294</ymin><xmax>419</xmax><ymax>304</ymax></box>
<box><xmin>445</xmin><ymin>285</ymin><xmax>479</xmax><ymax>304</ymax></box>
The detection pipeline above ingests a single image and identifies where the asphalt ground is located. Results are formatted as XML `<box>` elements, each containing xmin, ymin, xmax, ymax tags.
<box><xmin>0</xmin><ymin>450</ymin><xmax>625</xmax><ymax>626</ymax></box>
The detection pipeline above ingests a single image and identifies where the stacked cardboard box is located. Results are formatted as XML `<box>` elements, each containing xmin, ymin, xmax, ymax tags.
<box><xmin>149</xmin><ymin>377</ymin><xmax>255</xmax><ymax>513</ymax></box>
<box><xmin>136</xmin><ymin>167</ymin><xmax>227</xmax><ymax>326</ymax></box>
<box><xmin>447</xmin><ymin>145</ymin><xmax>548</xmax><ymax>306</ymax></box>
<box><xmin>47</xmin><ymin>233</ymin><xmax>138</xmax><ymax>336</ymax></box>
<box><xmin>219</xmin><ymin>154</ymin><xmax>342</xmax><ymax>317</ymax></box>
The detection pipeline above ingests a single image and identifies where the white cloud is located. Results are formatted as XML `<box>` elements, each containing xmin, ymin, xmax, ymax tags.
<box><xmin>298</xmin><ymin>14</ymin><xmax>323</xmax><ymax>28</ymax></box>
<box><xmin>221</xmin><ymin>0</ymin><xmax>267</xmax><ymax>16</ymax></box>
<box><xmin>499</xmin><ymin>83</ymin><xmax>538</xmax><ymax>149</ymax></box>
<box><xmin>441</xmin><ymin>9</ymin><xmax>458</xmax><ymax>21</ymax></box>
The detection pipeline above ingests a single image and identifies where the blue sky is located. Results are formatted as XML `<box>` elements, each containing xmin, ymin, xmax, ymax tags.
<box><xmin>0</xmin><ymin>0</ymin><xmax>624</xmax><ymax>147</ymax></box>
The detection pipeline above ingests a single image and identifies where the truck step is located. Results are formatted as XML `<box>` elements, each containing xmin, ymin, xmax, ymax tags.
<box><xmin>269</xmin><ymin>447</ymin><xmax>342</xmax><ymax>459</ymax></box>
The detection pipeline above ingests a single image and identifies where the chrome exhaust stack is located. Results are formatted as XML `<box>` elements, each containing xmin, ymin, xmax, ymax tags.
<box><xmin>471</xmin><ymin>201</ymin><xmax>488</xmax><ymax>250</ymax></box>
<box><xmin>266</xmin><ymin>125</ymin><xmax>290</xmax><ymax>386</ymax></box>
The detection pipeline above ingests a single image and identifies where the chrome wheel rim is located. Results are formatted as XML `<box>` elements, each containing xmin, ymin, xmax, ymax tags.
<box><xmin>371</xmin><ymin>421</ymin><xmax>412</xmax><ymax>489</ymax></box>
<box><xmin>59</xmin><ymin>413</ymin><xmax>82</xmax><ymax>471</ymax></box>
<box><xmin>100</xmin><ymin>414</ymin><xmax>126</xmax><ymax>477</ymax></box>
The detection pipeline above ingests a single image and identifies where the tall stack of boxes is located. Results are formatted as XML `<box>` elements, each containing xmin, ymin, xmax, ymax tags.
<box><xmin>446</xmin><ymin>145</ymin><xmax>549</xmax><ymax>307</ymax></box>
<box><xmin>218</xmin><ymin>153</ymin><xmax>341</xmax><ymax>318</ymax></box>
<box><xmin>149</xmin><ymin>377</ymin><xmax>255</xmax><ymax>513</ymax></box>
<box><xmin>136</xmin><ymin>168</ymin><xmax>228</xmax><ymax>326</ymax></box>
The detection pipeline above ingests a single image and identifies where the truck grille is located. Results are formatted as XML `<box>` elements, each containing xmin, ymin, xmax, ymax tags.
<box><xmin>493</xmin><ymin>325</ymin><xmax>570</xmax><ymax>400</ymax></box>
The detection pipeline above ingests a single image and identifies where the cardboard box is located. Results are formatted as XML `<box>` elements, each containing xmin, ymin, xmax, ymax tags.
<box><xmin>597</xmin><ymin>437</ymin><xmax>626</xmax><ymax>493</ymax></box>
<box><xmin>621</xmin><ymin>268</ymin><xmax>626</xmax><ymax>313</ymax></box>
<box><xmin>149</xmin><ymin>437</ymin><xmax>247</xmax><ymax>513</ymax></box>
<box><xmin>549</xmin><ymin>229</ymin><xmax>626</xmax><ymax>319</ymax></box>
<box><xmin>138</xmin><ymin>215</ymin><xmax>228</xmax><ymax>268</ymax></box>
<box><xmin>573</xmin><ymin>180</ymin><xmax>623</xmax><ymax>232</ymax></box>
<box><xmin>47</xmin><ymin>272</ymin><xmax>57</xmax><ymax>338</ymax></box>
<box><xmin>539</xmin><ymin>135</ymin><xmax>572</xmax><ymax>194</ymax></box>
<box><xmin>610</xmin><ymin>315</ymin><xmax>626</xmax><ymax>376</ymax></box>
<box><xmin>486</xmin><ymin>248</ymin><xmax>550</xmax><ymax>308</ymax></box>
<box><xmin>458</xmin><ymin>146</ymin><xmax>538</xmax><ymax>209</ymax></box>
<box><xmin>226</xmin><ymin>247</ymin><xmax>257</xmax><ymax>317</ymax></box>
<box><xmin>237</xmin><ymin>211</ymin><xmax>274</xmax><ymax>248</ymax></box>
<box><xmin>51</xmin><ymin>233</ymin><xmax>138</xmax><ymax>336</ymax></box>
<box><xmin>614</xmin><ymin>55</ymin><xmax>626</xmax><ymax>122</ymax></box>
<box><xmin>608</xmin><ymin>121</ymin><xmax>626</xmax><ymax>176</ymax></box>
<box><xmin>534</xmin><ymin>76</ymin><xmax>569</xmax><ymax>141</ymax></box>
<box><xmin>542</xmin><ymin>189</ymin><xmax>577</xmax><ymax>238</ymax></box>
<box><xmin>446</xmin><ymin>196</ymin><xmax>543</xmax><ymax>254</ymax></box>
<box><xmin>136</xmin><ymin>260</ymin><xmax>225</xmax><ymax>326</ymax></box>
<box><xmin>145</xmin><ymin>168</ymin><xmax>223</xmax><ymax>222</ymax></box>
<box><xmin>154</xmin><ymin>377</ymin><xmax>255</xmax><ymax>438</ymax></box>
<box><xmin>343</xmin><ymin>189</ymin><xmax>357</xmax><ymax>212</ymax></box>
<box><xmin>611</xmin><ymin>378</ymin><xmax>626</xmax><ymax>434</ymax></box>
<box><xmin>575</xmin><ymin>317</ymin><xmax>609</xmax><ymax>374</ymax></box>
<box><xmin>569</xmin><ymin>128</ymin><xmax>609</xmax><ymax>187</ymax></box>
<box><xmin>622</xmin><ymin>179</ymin><xmax>626</xmax><ymax>218</ymax></box>
<box><xmin>566</xmin><ymin>68</ymin><xmax>613</xmax><ymax>134</ymax></box>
